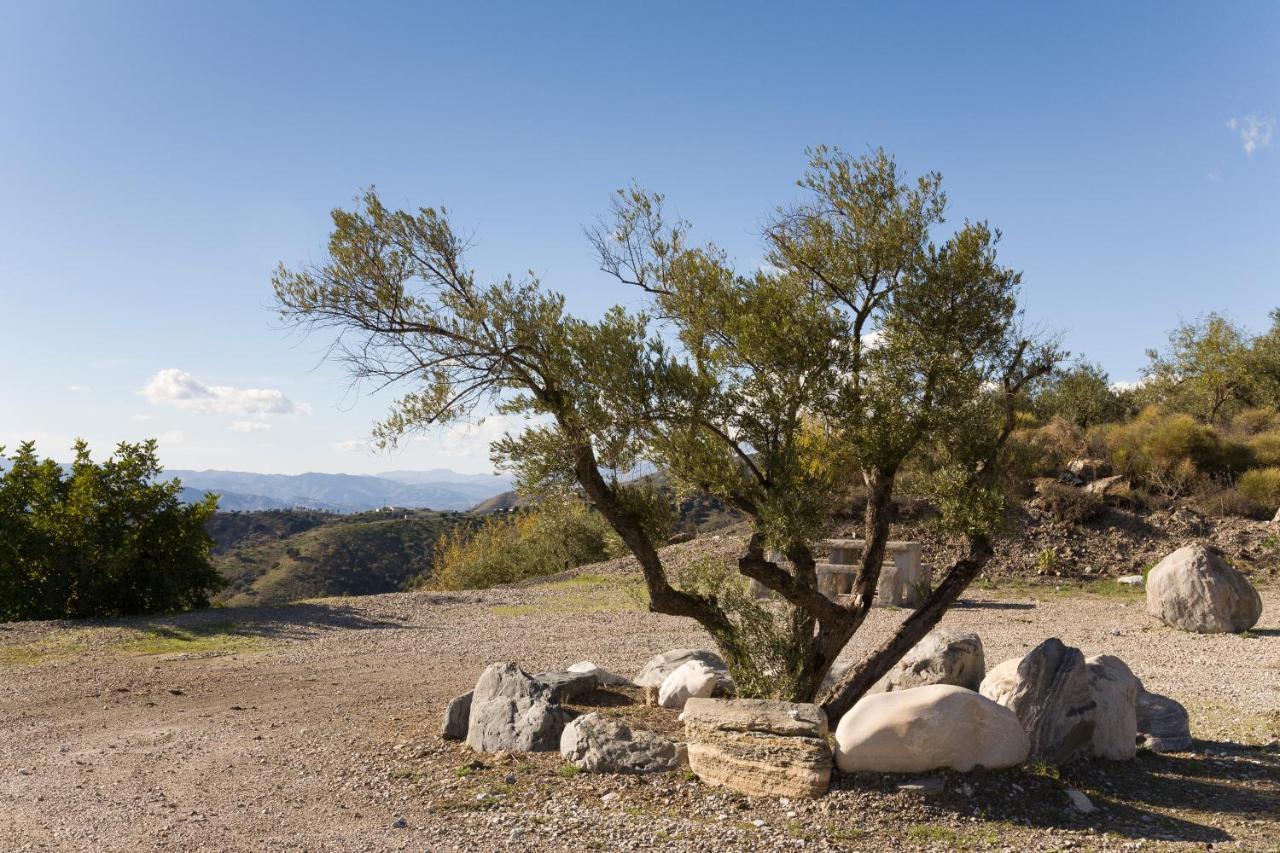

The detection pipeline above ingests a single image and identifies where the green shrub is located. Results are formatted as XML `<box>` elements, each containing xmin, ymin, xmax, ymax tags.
<box><xmin>1248</xmin><ymin>431</ymin><xmax>1280</xmax><ymax>468</ymax></box>
<box><xmin>1232</xmin><ymin>407</ymin><xmax>1279</xmax><ymax>436</ymax></box>
<box><xmin>1192</xmin><ymin>487</ymin><xmax>1267</xmax><ymax>520</ymax></box>
<box><xmin>1006</xmin><ymin>418</ymin><xmax>1086</xmax><ymax>478</ymax></box>
<box><xmin>429</xmin><ymin>500</ymin><xmax>628</xmax><ymax>591</ymax></box>
<box><xmin>1238</xmin><ymin>468</ymin><xmax>1280</xmax><ymax>512</ymax></box>
<box><xmin>1100</xmin><ymin>406</ymin><xmax>1248</xmax><ymax>495</ymax></box>
<box><xmin>0</xmin><ymin>440</ymin><xmax>223</xmax><ymax>621</ymax></box>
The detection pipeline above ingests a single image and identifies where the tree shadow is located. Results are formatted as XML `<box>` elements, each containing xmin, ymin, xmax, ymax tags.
<box><xmin>951</xmin><ymin>599</ymin><xmax>1036</xmax><ymax>611</ymax></box>
<box><xmin>839</xmin><ymin>741</ymin><xmax>1279</xmax><ymax>845</ymax></box>
<box><xmin>89</xmin><ymin>600</ymin><xmax>416</xmax><ymax>643</ymax></box>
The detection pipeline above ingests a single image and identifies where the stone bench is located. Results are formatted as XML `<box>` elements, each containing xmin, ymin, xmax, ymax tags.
<box><xmin>816</xmin><ymin>539</ymin><xmax>928</xmax><ymax>607</ymax></box>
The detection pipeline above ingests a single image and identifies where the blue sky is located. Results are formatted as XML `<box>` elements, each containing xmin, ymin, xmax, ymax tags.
<box><xmin>1</xmin><ymin>1</ymin><xmax>1276</xmax><ymax>474</ymax></box>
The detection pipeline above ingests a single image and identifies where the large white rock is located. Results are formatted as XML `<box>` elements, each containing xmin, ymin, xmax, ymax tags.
<box><xmin>884</xmin><ymin>629</ymin><xmax>985</xmax><ymax>692</ymax></box>
<box><xmin>834</xmin><ymin>684</ymin><xmax>1029</xmax><ymax>774</ymax></box>
<box><xmin>658</xmin><ymin>660</ymin><xmax>719</xmax><ymax>710</ymax></box>
<box><xmin>1145</xmin><ymin>545</ymin><xmax>1262</xmax><ymax>633</ymax></box>
<box><xmin>1085</xmin><ymin>655</ymin><xmax>1138</xmax><ymax>761</ymax></box>
<box><xmin>633</xmin><ymin>649</ymin><xmax>727</xmax><ymax>688</ymax></box>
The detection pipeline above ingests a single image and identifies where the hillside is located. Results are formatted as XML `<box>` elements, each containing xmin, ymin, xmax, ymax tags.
<box><xmin>209</xmin><ymin>508</ymin><xmax>473</xmax><ymax>606</ymax></box>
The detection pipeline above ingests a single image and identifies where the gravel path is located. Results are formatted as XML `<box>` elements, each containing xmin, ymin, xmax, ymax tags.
<box><xmin>1</xmin><ymin>543</ymin><xmax>1277</xmax><ymax>851</ymax></box>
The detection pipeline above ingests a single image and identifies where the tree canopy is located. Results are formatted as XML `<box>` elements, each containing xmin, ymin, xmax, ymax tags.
<box><xmin>0</xmin><ymin>440</ymin><xmax>223</xmax><ymax>621</ymax></box>
<box><xmin>274</xmin><ymin>147</ymin><xmax>1058</xmax><ymax>719</ymax></box>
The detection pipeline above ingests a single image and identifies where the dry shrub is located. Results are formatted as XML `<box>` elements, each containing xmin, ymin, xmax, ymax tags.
<box><xmin>430</xmin><ymin>500</ymin><xmax>624</xmax><ymax>590</ymax></box>
<box><xmin>1192</xmin><ymin>486</ymin><xmax>1268</xmax><ymax>520</ymax></box>
<box><xmin>1248</xmin><ymin>431</ymin><xmax>1280</xmax><ymax>468</ymax></box>
<box><xmin>1099</xmin><ymin>406</ymin><xmax>1250</xmax><ymax>496</ymax></box>
<box><xmin>1233</xmin><ymin>407</ymin><xmax>1279</xmax><ymax>436</ymax></box>
<box><xmin>1035</xmin><ymin>480</ymin><xmax>1104</xmax><ymax>524</ymax></box>
<box><xmin>1238</xmin><ymin>467</ymin><xmax>1280</xmax><ymax>513</ymax></box>
<box><xmin>1007</xmin><ymin>417</ymin><xmax>1086</xmax><ymax>478</ymax></box>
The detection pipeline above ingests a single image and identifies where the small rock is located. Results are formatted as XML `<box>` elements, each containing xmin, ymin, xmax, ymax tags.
<box><xmin>1117</xmin><ymin>575</ymin><xmax>1143</xmax><ymax>586</ymax></box>
<box><xmin>390</xmin><ymin>816</ymin><xmax>408</xmax><ymax>828</ymax></box>
<box><xmin>1065</xmin><ymin>789</ymin><xmax>1096</xmax><ymax>813</ymax></box>
<box><xmin>897</xmin><ymin>777</ymin><xmax>945</xmax><ymax>795</ymax></box>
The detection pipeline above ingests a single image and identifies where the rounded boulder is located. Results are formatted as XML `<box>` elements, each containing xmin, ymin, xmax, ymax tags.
<box><xmin>834</xmin><ymin>684</ymin><xmax>1029</xmax><ymax>774</ymax></box>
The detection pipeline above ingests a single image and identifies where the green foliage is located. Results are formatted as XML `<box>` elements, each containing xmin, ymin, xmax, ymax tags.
<box><xmin>1248</xmin><ymin>430</ymin><xmax>1280</xmax><ymax>468</ymax></box>
<box><xmin>1233</xmin><ymin>407</ymin><xmax>1279</xmax><ymax>436</ymax></box>
<box><xmin>430</xmin><ymin>500</ymin><xmax>628</xmax><ymax>591</ymax></box>
<box><xmin>1006</xmin><ymin>418</ymin><xmax>1087</xmax><ymax>478</ymax></box>
<box><xmin>1101</xmin><ymin>406</ymin><xmax>1250</xmax><ymax>495</ymax></box>
<box><xmin>1141</xmin><ymin>313</ymin><xmax>1268</xmax><ymax>423</ymax></box>
<box><xmin>0</xmin><ymin>440</ymin><xmax>223</xmax><ymax>621</ymax></box>
<box><xmin>1238</xmin><ymin>468</ymin><xmax>1280</xmax><ymax>512</ymax></box>
<box><xmin>1034</xmin><ymin>360</ymin><xmax>1126</xmax><ymax>428</ymax></box>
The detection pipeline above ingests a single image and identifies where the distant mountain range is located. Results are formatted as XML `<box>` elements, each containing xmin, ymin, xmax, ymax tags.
<box><xmin>171</xmin><ymin>468</ymin><xmax>513</xmax><ymax>513</ymax></box>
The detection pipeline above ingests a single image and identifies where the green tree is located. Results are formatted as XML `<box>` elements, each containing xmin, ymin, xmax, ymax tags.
<box><xmin>1033</xmin><ymin>360</ymin><xmax>1125</xmax><ymax>428</ymax></box>
<box><xmin>274</xmin><ymin>147</ymin><xmax>1056</xmax><ymax>719</ymax></box>
<box><xmin>1142</xmin><ymin>313</ymin><xmax>1256</xmax><ymax>423</ymax></box>
<box><xmin>0</xmin><ymin>440</ymin><xmax>223</xmax><ymax>621</ymax></box>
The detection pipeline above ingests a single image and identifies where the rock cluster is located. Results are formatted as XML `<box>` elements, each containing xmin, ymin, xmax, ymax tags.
<box><xmin>979</xmin><ymin>638</ymin><xmax>1097</xmax><ymax>765</ymax></box>
<box><xmin>682</xmin><ymin>698</ymin><xmax>832</xmax><ymax>798</ymax></box>
<box><xmin>633</xmin><ymin>649</ymin><xmax>728</xmax><ymax>688</ymax></box>
<box><xmin>1145</xmin><ymin>544</ymin><xmax>1262</xmax><ymax>633</ymax></box>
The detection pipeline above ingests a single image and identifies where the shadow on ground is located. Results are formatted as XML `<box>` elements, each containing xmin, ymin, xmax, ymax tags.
<box><xmin>840</xmin><ymin>740</ymin><xmax>1279</xmax><ymax>845</ymax></box>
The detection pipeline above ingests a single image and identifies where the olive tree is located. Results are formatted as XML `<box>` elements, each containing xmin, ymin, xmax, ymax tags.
<box><xmin>274</xmin><ymin>147</ymin><xmax>1057</xmax><ymax>720</ymax></box>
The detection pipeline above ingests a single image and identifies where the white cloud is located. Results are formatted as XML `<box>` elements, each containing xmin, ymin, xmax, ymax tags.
<box><xmin>228</xmin><ymin>420</ymin><xmax>271</xmax><ymax>433</ymax></box>
<box><xmin>66</xmin><ymin>384</ymin><xmax>91</xmax><ymax>393</ymax></box>
<box><xmin>158</xmin><ymin>430</ymin><xmax>184</xmax><ymax>445</ymax></box>
<box><xmin>333</xmin><ymin>438</ymin><xmax>374</xmax><ymax>452</ymax></box>
<box><xmin>1109</xmin><ymin>379</ymin><xmax>1147</xmax><ymax>392</ymax></box>
<box><xmin>131</xmin><ymin>413</ymin><xmax>155</xmax><ymax>422</ymax></box>
<box><xmin>1226</xmin><ymin>114</ymin><xmax>1274</xmax><ymax>155</ymax></box>
<box><xmin>141</xmin><ymin>369</ymin><xmax>311</xmax><ymax>416</ymax></box>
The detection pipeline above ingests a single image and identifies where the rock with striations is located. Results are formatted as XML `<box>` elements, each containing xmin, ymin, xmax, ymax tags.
<box><xmin>441</xmin><ymin>690</ymin><xmax>473</xmax><ymax>740</ymax></box>
<box><xmin>567</xmin><ymin>660</ymin><xmax>632</xmax><ymax>686</ymax></box>
<box><xmin>834</xmin><ymin>684</ymin><xmax>1029</xmax><ymax>774</ymax></box>
<box><xmin>1145</xmin><ymin>544</ymin><xmax>1262</xmax><ymax>634</ymax></box>
<box><xmin>633</xmin><ymin>649</ymin><xmax>728</xmax><ymax>688</ymax></box>
<box><xmin>1135</xmin><ymin>683</ymin><xmax>1192</xmax><ymax>752</ymax></box>
<box><xmin>1084</xmin><ymin>655</ymin><xmax>1138</xmax><ymax>761</ymax></box>
<box><xmin>682</xmin><ymin>698</ymin><xmax>832</xmax><ymax>798</ymax></box>
<box><xmin>980</xmin><ymin>638</ymin><xmax>1097</xmax><ymax>765</ymax></box>
<box><xmin>658</xmin><ymin>660</ymin><xmax>720</xmax><ymax>710</ymax></box>
<box><xmin>559</xmin><ymin>712</ymin><xmax>678</xmax><ymax>774</ymax></box>
<box><xmin>884</xmin><ymin>629</ymin><xmax>985</xmax><ymax>693</ymax></box>
<box><xmin>533</xmin><ymin>670</ymin><xmax>599</xmax><ymax>703</ymax></box>
<box><xmin>465</xmin><ymin>662</ymin><xmax>567</xmax><ymax>753</ymax></box>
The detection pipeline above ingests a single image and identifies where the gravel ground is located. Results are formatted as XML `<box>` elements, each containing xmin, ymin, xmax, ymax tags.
<box><xmin>1</xmin><ymin>536</ymin><xmax>1277</xmax><ymax>852</ymax></box>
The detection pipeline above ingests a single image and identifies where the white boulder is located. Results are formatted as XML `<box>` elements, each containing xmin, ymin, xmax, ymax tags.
<box><xmin>834</xmin><ymin>684</ymin><xmax>1029</xmax><ymax>774</ymax></box>
<box><xmin>1145</xmin><ymin>544</ymin><xmax>1262</xmax><ymax>633</ymax></box>
<box><xmin>566</xmin><ymin>660</ymin><xmax>632</xmax><ymax>686</ymax></box>
<box><xmin>633</xmin><ymin>649</ymin><xmax>728</xmax><ymax>688</ymax></box>
<box><xmin>658</xmin><ymin>660</ymin><xmax>719</xmax><ymax>710</ymax></box>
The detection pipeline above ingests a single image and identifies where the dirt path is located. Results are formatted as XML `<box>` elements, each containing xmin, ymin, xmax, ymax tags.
<box><xmin>1</xmin><ymin>570</ymin><xmax>1277</xmax><ymax>851</ymax></box>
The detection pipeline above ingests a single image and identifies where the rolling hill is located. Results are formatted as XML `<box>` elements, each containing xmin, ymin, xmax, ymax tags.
<box><xmin>207</xmin><ymin>508</ymin><xmax>474</xmax><ymax>606</ymax></box>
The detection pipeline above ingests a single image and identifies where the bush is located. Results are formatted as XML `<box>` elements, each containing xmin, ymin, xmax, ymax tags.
<box><xmin>0</xmin><ymin>440</ymin><xmax>223</xmax><ymax>621</ymax></box>
<box><xmin>429</xmin><ymin>500</ymin><xmax>627</xmax><ymax>591</ymax></box>
<box><xmin>1035</xmin><ymin>481</ymin><xmax>1104</xmax><ymax>524</ymax></box>
<box><xmin>1233</xmin><ymin>407</ymin><xmax>1279</xmax><ymax>436</ymax></box>
<box><xmin>1006</xmin><ymin>418</ymin><xmax>1086</xmax><ymax>478</ymax></box>
<box><xmin>1100</xmin><ymin>406</ymin><xmax>1249</xmax><ymax>495</ymax></box>
<box><xmin>1191</xmin><ymin>486</ymin><xmax>1268</xmax><ymax>520</ymax></box>
<box><xmin>1248</xmin><ymin>431</ymin><xmax>1280</xmax><ymax>468</ymax></box>
<box><xmin>1238</xmin><ymin>468</ymin><xmax>1280</xmax><ymax>512</ymax></box>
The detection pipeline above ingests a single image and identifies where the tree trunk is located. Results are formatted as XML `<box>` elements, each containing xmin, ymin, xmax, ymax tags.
<box><xmin>818</xmin><ymin>534</ymin><xmax>993</xmax><ymax>722</ymax></box>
